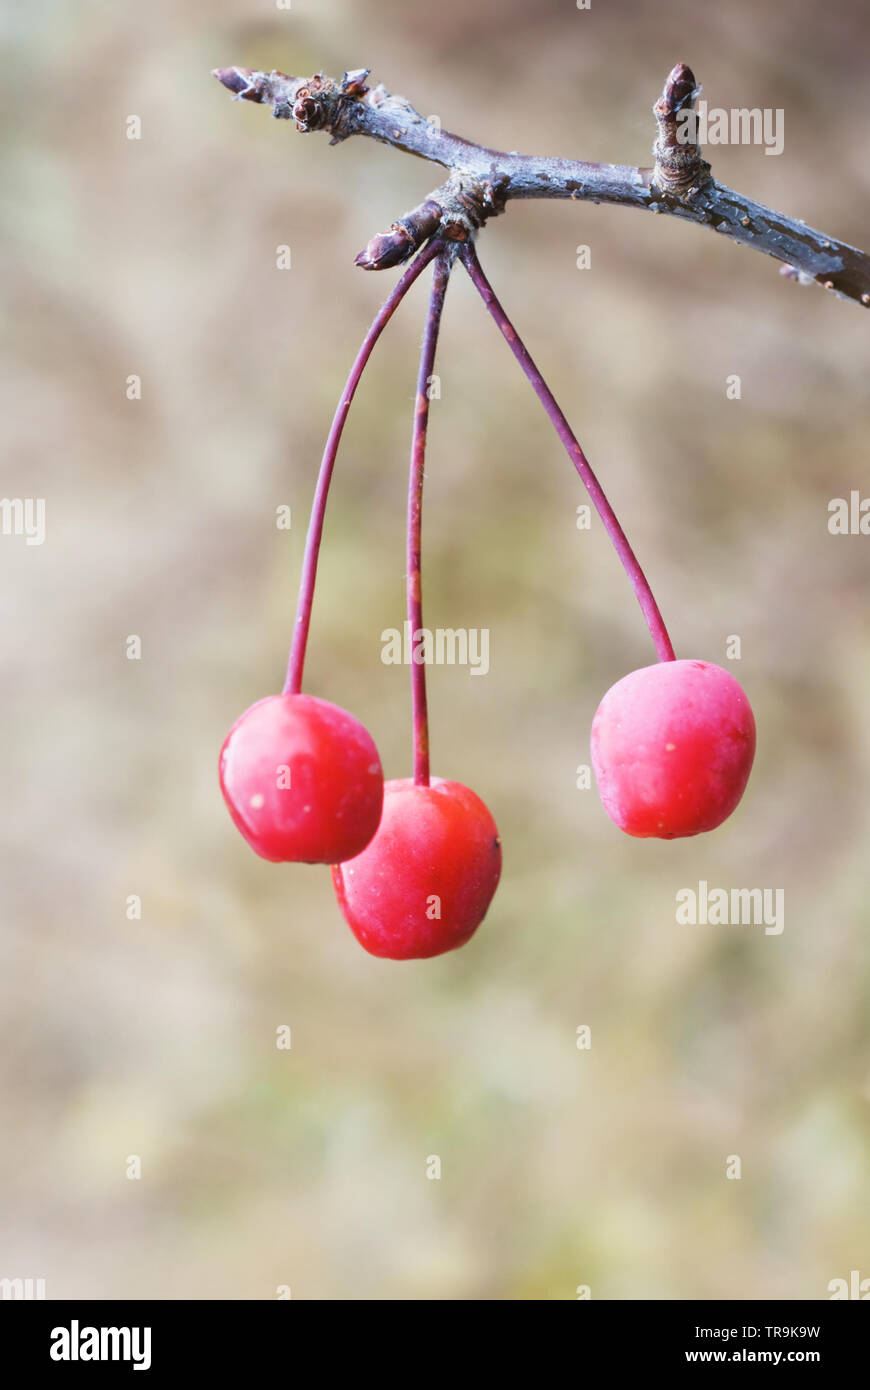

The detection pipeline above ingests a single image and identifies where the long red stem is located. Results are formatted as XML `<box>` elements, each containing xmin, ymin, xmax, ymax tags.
<box><xmin>459</xmin><ymin>243</ymin><xmax>675</xmax><ymax>664</ymax></box>
<box><xmin>284</xmin><ymin>239</ymin><xmax>445</xmax><ymax>695</ymax></box>
<box><xmin>408</xmin><ymin>252</ymin><xmax>452</xmax><ymax>786</ymax></box>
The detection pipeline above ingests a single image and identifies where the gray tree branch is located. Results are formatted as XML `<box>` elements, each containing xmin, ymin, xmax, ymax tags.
<box><xmin>213</xmin><ymin>62</ymin><xmax>870</xmax><ymax>311</ymax></box>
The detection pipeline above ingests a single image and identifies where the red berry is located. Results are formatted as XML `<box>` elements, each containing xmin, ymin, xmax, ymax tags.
<box><xmin>590</xmin><ymin>659</ymin><xmax>755</xmax><ymax>839</ymax></box>
<box><xmin>219</xmin><ymin>693</ymin><xmax>383</xmax><ymax>864</ymax></box>
<box><xmin>332</xmin><ymin>778</ymin><xmax>502</xmax><ymax>959</ymax></box>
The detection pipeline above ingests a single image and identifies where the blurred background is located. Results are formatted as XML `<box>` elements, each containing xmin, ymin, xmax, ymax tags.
<box><xmin>1</xmin><ymin>0</ymin><xmax>869</xmax><ymax>1300</ymax></box>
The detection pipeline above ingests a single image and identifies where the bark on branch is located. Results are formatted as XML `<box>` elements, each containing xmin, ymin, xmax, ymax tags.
<box><xmin>213</xmin><ymin>61</ymin><xmax>870</xmax><ymax>311</ymax></box>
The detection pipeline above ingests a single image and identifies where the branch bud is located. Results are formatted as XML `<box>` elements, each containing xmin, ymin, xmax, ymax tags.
<box><xmin>652</xmin><ymin>62</ymin><xmax>710</xmax><ymax>196</ymax></box>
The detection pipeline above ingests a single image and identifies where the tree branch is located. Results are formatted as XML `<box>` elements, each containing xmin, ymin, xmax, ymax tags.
<box><xmin>213</xmin><ymin>62</ymin><xmax>870</xmax><ymax>310</ymax></box>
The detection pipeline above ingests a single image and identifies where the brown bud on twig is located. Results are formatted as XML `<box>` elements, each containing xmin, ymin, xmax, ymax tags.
<box><xmin>341</xmin><ymin>69</ymin><xmax>371</xmax><ymax>96</ymax></box>
<box><xmin>212</xmin><ymin>68</ymin><xmax>360</xmax><ymax>137</ymax></box>
<box><xmin>355</xmin><ymin>198</ymin><xmax>444</xmax><ymax>270</ymax></box>
<box><xmin>355</xmin><ymin>225</ymin><xmax>416</xmax><ymax>270</ymax></box>
<box><xmin>213</xmin><ymin>67</ymin><xmax>263</xmax><ymax>101</ymax></box>
<box><xmin>214</xmin><ymin>67</ymin><xmax>249</xmax><ymax>96</ymax></box>
<box><xmin>293</xmin><ymin>91</ymin><xmax>324</xmax><ymax>131</ymax></box>
<box><xmin>652</xmin><ymin>62</ymin><xmax>710</xmax><ymax>196</ymax></box>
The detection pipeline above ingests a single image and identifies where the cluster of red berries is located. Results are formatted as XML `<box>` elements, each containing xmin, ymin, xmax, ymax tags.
<box><xmin>220</xmin><ymin>239</ymin><xmax>756</xmax><ymax>960</ymax></box>
<box><xmin>221</xmin><ymin>693</ymin><xmax>501</xmax><ymax>959</ymax></box>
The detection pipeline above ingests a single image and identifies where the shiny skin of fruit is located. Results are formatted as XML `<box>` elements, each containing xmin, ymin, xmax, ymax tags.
<box><xmin>219</xmin><ymin>693</ymin><xmax>384</xmax><ymax>864</ymax></box>
<box><xmin>590</xmin><ymin>659</ymin><xmax>756</xmax><ymax>839</ymax></box>
<box><xmin>332</xmin><ymin>778</ymin><xmax>502</xmax><ymax>960</ymax></box>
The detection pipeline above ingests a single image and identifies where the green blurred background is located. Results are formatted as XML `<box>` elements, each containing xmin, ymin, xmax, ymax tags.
<box><xmin>2</xmin><ymin>0</ymin><xmax>869</xmax><ymax>1300</ymax></box>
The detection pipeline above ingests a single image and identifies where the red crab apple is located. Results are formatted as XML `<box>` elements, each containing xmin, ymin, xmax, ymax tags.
<box><xmin>219</xmin><ymin>693</ymin><xmax>383</xmax><ymax>863</ymax></box>
<box><xmin>590</xmin><ymin>659</ymin><xmax>755</xmax><ymax>839</ymax></box>
<box><xmin>332</xmin><ymin>778</ymin><xmax>502</xmax><ymax>959</ymax></box>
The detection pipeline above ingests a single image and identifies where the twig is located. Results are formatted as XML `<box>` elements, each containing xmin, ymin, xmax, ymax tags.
<box><xmin>213</xmin><ymin>62</ymin><xmax>870</xmax><ymax>310</ymax></box>
<box><xmin>283</xmin><ymin>239</ymin><xmax>444</xmax><ymax>696</ymax></box>
<box><xmin>460</xmin><ymin>242</ymin><xmax>676</xmax><ymax>664</ymax></box>
<box><xmin>407</xmin><ymin>251</ymin><xmax>452</xmax><ymax>786</ymax></box>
